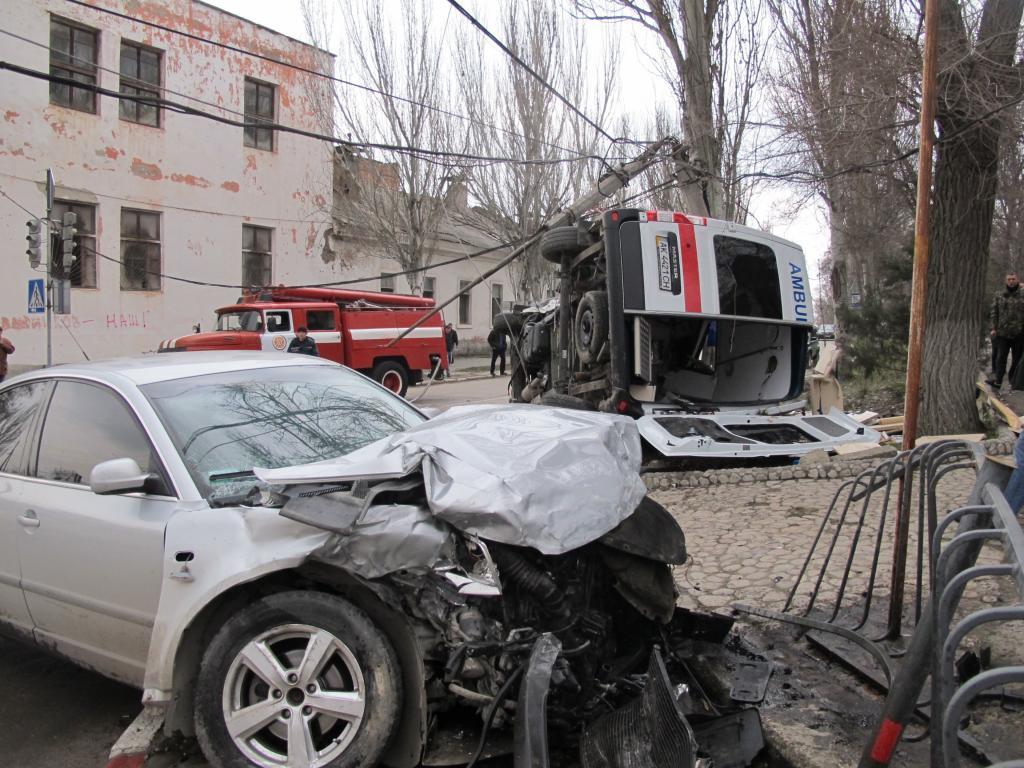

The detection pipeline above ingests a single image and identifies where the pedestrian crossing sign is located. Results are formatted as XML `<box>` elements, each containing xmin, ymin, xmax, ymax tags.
<box><xmin>28</xmin><ymin>279</ymin><xmax>45</xmax><ymax>314</ymax></box>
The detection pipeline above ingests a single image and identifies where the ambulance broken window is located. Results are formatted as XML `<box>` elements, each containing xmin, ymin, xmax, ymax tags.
<box><xmin>713</xmin><ymin>236</ymin><xmax>782</xmax><ymax>320</ymax></box>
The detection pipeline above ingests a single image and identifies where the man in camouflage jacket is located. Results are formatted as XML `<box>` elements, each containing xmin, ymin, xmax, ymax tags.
<box><xmin>989</xmin><ymin>272</ymin><xmax>1024</xmax><ymax>388</ymax></box>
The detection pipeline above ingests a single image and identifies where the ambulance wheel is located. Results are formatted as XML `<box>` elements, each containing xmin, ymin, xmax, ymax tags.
<box><xmin>575</xmin><ymin>291</ymin><xmax>609</xmax><ymax>365</ymax></box>
<box><xmin>373</xmin><ymin>361</ymin><xmax>409</xmax><ymax>397</ymax></box>
<box><xmin>541</xmin><ymin>227</ymin><xmax>587</xmax><ymax>264</ymax></box>
<box><xmin>493</xmin><ymin>312</ymin><xmax>524</xmax><ymax>338</ymax></box>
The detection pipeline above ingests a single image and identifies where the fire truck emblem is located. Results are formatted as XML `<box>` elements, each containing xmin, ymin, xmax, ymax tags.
<box><xmin>272</xmin><ymin>335</ymin><xmax>287</xmax><ymax>350</ymax></box>
<box><xmin>655</xmin><ymin>233</ymin><xmax>682</xmax><ymax>295</ymax></box>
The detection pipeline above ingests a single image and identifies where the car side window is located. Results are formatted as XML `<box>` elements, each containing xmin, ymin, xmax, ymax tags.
<box><xmin>265</xmin><ymin>310</ymin><xmax>291</xmax><ymax>332</ymax></box>
<box><xmin>0</xmin><ymin>382</ymin><xmax>51</xmax><ymax>476</ymax></box>
<box><xmin>34</xmin><ymin>380</ymin><xmax>167</xmax><ymax>492</ymax></box>
<box><xmin>305</xmin><ymin>310</ymin><xmax>335</xmax><ymax>331</ymax></box>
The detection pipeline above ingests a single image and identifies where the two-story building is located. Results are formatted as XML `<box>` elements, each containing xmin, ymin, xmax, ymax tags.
<box><xmin>0</xmin><ymin>0</ymin><xmax>335</xmax><ymax>366</ymax></box>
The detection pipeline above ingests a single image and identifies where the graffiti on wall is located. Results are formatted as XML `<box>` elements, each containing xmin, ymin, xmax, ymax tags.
<box><xmin>1</xmin><ymin>311</ymin><xmax>153</xmax><ymax>331</ymax></box>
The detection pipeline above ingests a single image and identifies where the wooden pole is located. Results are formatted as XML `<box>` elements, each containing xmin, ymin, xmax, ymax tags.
<box><xmin>885</xmin><ymin>0</ymin><xmax>941</xmax><ymax>646</ymax></box>
<box><xmin>902</xmin><ymin>0</ymin><xmax>941</xmax><ymax>451</ymax></box>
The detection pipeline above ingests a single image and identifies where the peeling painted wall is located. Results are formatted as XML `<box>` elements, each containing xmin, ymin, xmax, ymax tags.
<box><xmin>0</xmin><ymin>0</ymin><xmax>335</xmax><ymax>365</ymax></box>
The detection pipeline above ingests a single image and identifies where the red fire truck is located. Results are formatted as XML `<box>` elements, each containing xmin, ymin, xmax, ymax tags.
<box><xmin>158</xmin><ymin>287</ymin><xmax>446</xmax><ymax>397</ymax></box>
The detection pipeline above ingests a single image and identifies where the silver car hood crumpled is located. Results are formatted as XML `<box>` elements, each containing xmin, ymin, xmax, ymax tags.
<box><xmin>255</xmin><ymin>404</ymin><xmax>648</xmax><ymax>556</ymax></box>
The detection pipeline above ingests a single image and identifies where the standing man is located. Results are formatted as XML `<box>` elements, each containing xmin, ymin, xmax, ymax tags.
<box><xmin>988</xmin><ymin>272</ymin><xmax>1024</xmax><ymax>389</ymax></box>
<box><xmin>487</xmin><ymin>327</ymin><xmax>506</xmax><ymax>376</ymax></box>
<box><xmin>287</xmin><ymin>326</ymin><xmax>319</xmax><ymax>356</ymax></box>
<box><xmin>445</xmin><ymin>323</ymin><xmax>459</xmax><ymax>367</ymax></box>
<box><xmin>0</xmin><ymin>328</ymin><xmax>13</xmax><ymax>383</ymax></box>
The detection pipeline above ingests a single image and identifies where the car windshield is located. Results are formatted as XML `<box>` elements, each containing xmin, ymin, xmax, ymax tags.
<box><xmin>217</xmin><ymin>310</ymin><xmax>263</xmax><ymax>332</ymax></box>
<box><xmin>142</xmin><ymin>365</ymin><xmax>426</xmax><ymax>500</ymax></box>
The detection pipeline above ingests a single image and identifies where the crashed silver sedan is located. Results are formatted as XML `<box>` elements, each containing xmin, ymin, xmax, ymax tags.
<box><xmin>0</xmin><ymin>351</ymin><xmax>759</xmax><ymax>768</ymax></box>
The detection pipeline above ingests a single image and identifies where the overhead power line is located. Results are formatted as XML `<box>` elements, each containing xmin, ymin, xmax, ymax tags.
<box><xmin>444</xmin><ymin>0</ymin><xmax>617</xmax><ymax>145</ymax></box>
<box><xmin>58</xmin><ymin>0</ymin><xmax>619</xmax><ymax>160</ymax></box>
<box><xmin>0</xmin><ymin>60</ymin><xmax>620</xmax><ymax>170</ymax></box>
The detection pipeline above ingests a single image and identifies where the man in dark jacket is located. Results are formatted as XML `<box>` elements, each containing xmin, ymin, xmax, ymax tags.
<box><xmin>445</xmin><ymin>323</ymin><xmax>458</xmax><ymax>366</ymax></box>
<box><xmin>989</xmin><ymin>272</ymin><xmax>1024</xmax><ymax>389</ymax></box>
<box><xmin>487</xmin><ymin>328</ymin><xmax>506</xmax><ymax>376</ymax></box>
<box><xmin>287</xmin><ymin>327</ymin><xmax>319</xmax><ymax>356</ymax></box>
<box><xmin>0</xmin><ymin>328</ymin><xmax>13</xmax><ymax>383</ymax></box>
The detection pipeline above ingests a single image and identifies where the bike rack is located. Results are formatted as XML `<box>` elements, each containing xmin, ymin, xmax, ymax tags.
<box><xmin>931</xmin><ymin>484</ymin><xmax>1024</xmax><ymax>768</ymax></box>
<box><xmin>780</xmin><ymin>439</ymin><xmax>975</xmax><ymax>638</ymax></box>
<box><xmin>733</xmin><ymin>440</ymin><xmax>1024</xmax><ymax>765</ymax></box>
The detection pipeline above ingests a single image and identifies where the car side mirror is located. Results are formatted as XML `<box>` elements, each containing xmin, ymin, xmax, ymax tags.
<box><xmin>419</xmin><ymin>407</ymin><xmax>441</xmax><ymax>419</ymax></box>
<box><xmin>89</xmin><ymin>458</ymin><xmax>158</xmax><ymax>495</ymax></box>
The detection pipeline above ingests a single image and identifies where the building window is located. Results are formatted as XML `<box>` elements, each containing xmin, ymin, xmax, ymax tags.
<box><xmin>119</xmin><ymin>41</ymin><xmax>161</xmax><ymax>127</ymax></box>
<box><xmin>242</xmin><ymin>225</ymin><xmax>273</xmax><ymax>287</ymax></box>
<box><xmin>490</xmin><ymin>283</ymin><xmax>503</xmax><ymax>315</ymax></box>
<box><xmin>380</xmin><ymin>273</ymin><xmax>396</xmax><ymax>293</ymax></box>
<box><xmin>422</xmin><ymin>276</ymin><xmax>435</xmax><ymax>299</ymax></box>
<box><xmin>120</xmin><ymin>209</ymin><xmax>161</xmax><ymax>291</ymax></box>
<box><xmin>50</xmin><ymin>17</ymin><xmax>99</xmax><ymax>113</ymax></box>
<box><xmin>52</xmin><ymin>201</ymin><xmax>97</xmax><ymax>288</ymax></box>
<box><xmin>459</xmin><ymin>280</ymin><xmax>472</xmax><ymax>325</ymax></box>
<box><xmin>244</xmin><ymin>78</ymin><xmax>275</xmax><ymax>150</ymax></box>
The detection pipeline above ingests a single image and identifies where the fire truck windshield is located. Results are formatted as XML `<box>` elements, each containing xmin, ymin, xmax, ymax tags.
<box><xmin>217</xmin><ymin>310</ymin><xmax>263</xmax><ymax>332</ymax></box>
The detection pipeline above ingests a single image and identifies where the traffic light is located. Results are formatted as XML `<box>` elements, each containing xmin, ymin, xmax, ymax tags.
<box><xmin>26</xmin><ymin>218</ymin><xmax>43</xmax><ymax>268</ymax></box>
<box><xmin>61</xmin><ymin>210</ymin><xmax>78</xmax><ymax>262</ymax></box>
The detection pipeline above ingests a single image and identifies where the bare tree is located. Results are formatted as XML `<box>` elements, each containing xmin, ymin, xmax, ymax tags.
<box><xmin>764</xmin><ymin>0</ymin><xmax>919</xmax><ymax>311</ymax></box>
<box><xmin>575</xmin><ymin>0</ymin><xmax>767</xmax><ymax>220</ymax></box>
<box><xmin>303</xmin><ymin>0</ymin><xmax>458</xmax><ymax>293</ymax></box>
<box><xmin>919</xmin><ymin>0</ymin><xmax>1024</xmax><ymax>434</ymax></box>
<box><xmin>456</xmin><ymin>1</ymin><xmax>618</xmax><ymax>303</ymax></box>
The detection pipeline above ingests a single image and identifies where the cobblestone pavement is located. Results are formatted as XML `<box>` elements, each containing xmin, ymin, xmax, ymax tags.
<box><xmin>652</xmin><ymin>467</ymin><xmax>1003</xmax><ymax>618</ymax></box>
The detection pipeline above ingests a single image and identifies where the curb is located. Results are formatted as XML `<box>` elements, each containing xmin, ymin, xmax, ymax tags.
<box><xmin>642</xmin><ymin>436</ymin><xmax>1013</xmax><ymax>491</ymax></box>
<box><xmin>106</xmin><ymin>705</ymin><xmax>165</xmax><ymax>768</ymax></box>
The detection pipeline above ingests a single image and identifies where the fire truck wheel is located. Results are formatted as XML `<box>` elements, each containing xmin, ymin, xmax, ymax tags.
<box><xmin>540</xmin><ymin>226</ymin><xmax>588</xmax><ymax>264</ymax></box>
<box><xmin>575</xmin><ymin>291</ymin><xmax>609</xmax><ymax>364</ymax></box>
<box><xmin>372</xmin><ymin>361</ymin><xmax>409</xmax><ymax>397</ymax></box>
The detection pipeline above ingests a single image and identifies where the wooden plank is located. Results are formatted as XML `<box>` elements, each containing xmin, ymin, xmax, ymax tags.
<box><xmin>977</xmin><ymin>379</ymin><xmax>1022</xmax><ymax>433</ymax></box>
<box><xmin>916</xmin><ymin>433</ymin><xmax>985</xmax><ymax>445</ymax></box>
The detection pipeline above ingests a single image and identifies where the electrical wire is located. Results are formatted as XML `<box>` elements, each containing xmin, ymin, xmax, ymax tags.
<box><xmin>0</xmin><ymin>60</ymin><xmax>617</xmax><ymax>170</ymax></box>
<box><xmin>76</xmin><ymin>237</ymin><xmax>523</xmax><ymax>291</ymax></box>
<box><xmin>444</xmin><ymin>0</ymin><xmax>617</xmax><ymax>144</ymax></box>
<box><xmin>57</xmin><ymin>0</ymin><xmax>624</xmax><ymax>160</ymax></box>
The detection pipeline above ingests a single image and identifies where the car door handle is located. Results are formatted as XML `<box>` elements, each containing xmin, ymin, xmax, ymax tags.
<box><xmin>17</xmin><ymin>510</ymin><xmax>40</xmax><ymax>529</ymax></box>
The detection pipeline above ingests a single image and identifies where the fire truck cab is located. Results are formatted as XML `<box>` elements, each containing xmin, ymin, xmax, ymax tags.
<box><xmin>159</xmin><ymin>287</ymin><xmax>445</xmax><ymax>397</ymax></box>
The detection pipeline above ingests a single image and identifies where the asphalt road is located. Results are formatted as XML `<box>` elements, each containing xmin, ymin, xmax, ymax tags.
<box><xmin>0</xmin><ymin>634</ymin><xmax>141</xmax><ymax>768</ymax></box>
<box><xmin>0</xmin><ymin>375</ymin><xmax>510</xmax><ymax>768</ymax></box>
<box><xmin>410</xmin><ymin>370</ymin><xmax>512</xmax><ymax>411</ymax></box>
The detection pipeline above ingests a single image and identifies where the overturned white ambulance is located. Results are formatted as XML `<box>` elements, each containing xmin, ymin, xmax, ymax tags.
<box><xmin>497</xmin><ymin>208</ymin><xmax>879</xmax><ymax>459</ymax></box>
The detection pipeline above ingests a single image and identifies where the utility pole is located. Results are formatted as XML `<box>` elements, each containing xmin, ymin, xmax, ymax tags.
<box><xmin>902</xmin><ymin>0</ymin><xmax>940</xmax><ymax>452</ymax></box>
<box><xmin>45</xmin><ymin>168</ymin><xmax>55</xmax><ymax>367</ymax></box>
<box><xmin>857</xmin><ymin>2</ymin><xmax>941</xmax><ymax>765</ymax></box>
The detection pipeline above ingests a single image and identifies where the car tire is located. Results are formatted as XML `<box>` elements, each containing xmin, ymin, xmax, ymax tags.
<box><xmin>540</xmin><ymin>226</ymin><xmax>588</xmax><ymax>264</ymax></box>
<box><xmin>539</xmin><ymin>391</ymin><xmax>597</xmax><ymax>411</ymax></box>
<box><xmin>194</xmin><ymin>591</ymin><xmax>402</xmax><ymax>768</ymax></box>
<box><xmin>372</xmin><ymin>361</ymin><xmax>409</xmax><ymax>397</ymax></box>
<box><xmin>574</xmin><ymin>291</ymin><xmax>609</xmax><ymax>364</ymax></box>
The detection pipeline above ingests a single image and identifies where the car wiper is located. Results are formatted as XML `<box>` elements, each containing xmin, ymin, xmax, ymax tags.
<box><xmin>208</xmin><ymin>469</ymin><xmax>256</xmax><ymax>482</ymax></box>
<box><xmin>209</xmin><ymin>484</ymin><xmax>264</xmax><ymax>508</ymax></box>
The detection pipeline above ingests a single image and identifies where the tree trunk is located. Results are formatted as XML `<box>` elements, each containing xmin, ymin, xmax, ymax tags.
<box><xmin>918</xmin><ymin>0</ymin><xmax>1024</xmax><ymax>435</ymax></box>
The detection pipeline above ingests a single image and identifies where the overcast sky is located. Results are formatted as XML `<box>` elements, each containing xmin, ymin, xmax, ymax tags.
<box><xmin>209</xmin><ymin>0</ymin><xmax>827</xmax><ymax>298</ymax></box>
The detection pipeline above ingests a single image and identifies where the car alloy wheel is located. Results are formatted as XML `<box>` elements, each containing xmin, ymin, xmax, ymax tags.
<box><xmin>222</xmin><ymin>624</ymin><xmax>365</xmax><ymax>768</ymax></box>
